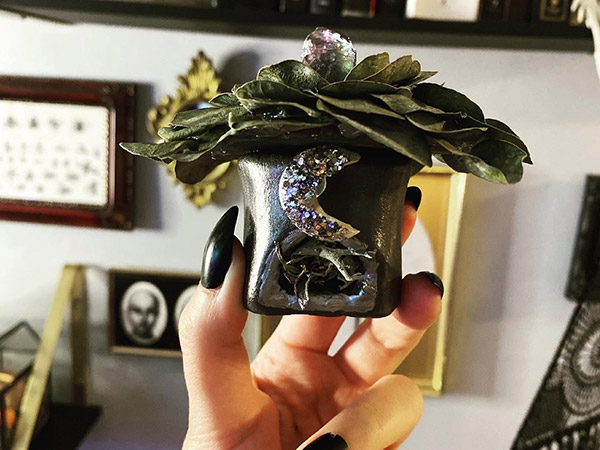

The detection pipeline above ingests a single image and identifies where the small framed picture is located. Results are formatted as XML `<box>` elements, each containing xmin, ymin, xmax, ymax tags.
<box><xmin>405</xmin><ymin>0</ymin><xmax>480</xmax><ymax>21</ymax></box>
<box><xmin>0</xmin><ymin>76</ymin><xmax>135</xmax><ymax>229</ymax></box>
<box><xmin>109</xmin><ymin>269</ymin><xmax>200</xmax><ymax>356</ymax></box>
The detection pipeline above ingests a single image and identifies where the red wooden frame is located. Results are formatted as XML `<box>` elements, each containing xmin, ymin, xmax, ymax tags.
<box><xmin>0</xmin><ymin>76</ymin><xmax>135</xmax><ymax>229</ymax></box>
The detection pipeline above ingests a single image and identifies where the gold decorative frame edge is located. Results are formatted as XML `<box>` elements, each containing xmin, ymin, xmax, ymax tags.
<box><xmin>146</xmin><ymin>51</ymin><xmax>233</xmax><ymax>208</ymax></box>
<box><xmin>416</xmin><ymin>167</ymin><xmax>467</xmax><ymax>396</ymax></box>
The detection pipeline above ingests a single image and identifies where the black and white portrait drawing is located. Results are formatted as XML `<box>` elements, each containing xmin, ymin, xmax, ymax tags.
<box><xmin>120</xmin><ymin>281</ymin><xmax>168</xmax><ymax>346</ymax></box>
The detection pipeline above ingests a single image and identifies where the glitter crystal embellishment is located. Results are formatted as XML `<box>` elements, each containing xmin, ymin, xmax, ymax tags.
<box><xmin>301</xmin><ymin>27</ymin><xmax>357</xmax><ymax>82</ymax></box>
<box><xmin>279</xmin><ymin>146</ymin><xmax>361</xmax><ymax>242</ymax></box>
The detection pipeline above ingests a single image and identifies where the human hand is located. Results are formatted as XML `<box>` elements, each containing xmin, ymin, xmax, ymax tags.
<box><xmin>179</xmin><ymin>187</ymin><xmax>443</xmax><ymax>450</ymax></box>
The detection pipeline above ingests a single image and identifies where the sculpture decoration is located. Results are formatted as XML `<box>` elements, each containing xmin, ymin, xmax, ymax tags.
<box><xmin>122</xmin><ymin>27</ymin><xmax>532</xmax><ymax>317</ymax></box>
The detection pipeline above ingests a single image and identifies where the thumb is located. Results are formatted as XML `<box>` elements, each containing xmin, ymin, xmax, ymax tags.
<box><xmin>299</xmin><ymin>375</ymin><xmax>423</xmax><ymax>450</ymax></box>
<box><xmin>179</xmin><ymin>207</ymin><xmax>268</xmax><ymax>444</ymax></box>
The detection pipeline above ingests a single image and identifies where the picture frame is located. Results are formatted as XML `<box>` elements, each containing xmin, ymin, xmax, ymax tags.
<box><xmin>108</xmin><ymin>268</ymin><xmax>200</xmax><ymax>357</ymax></box>
<box><xmin>565</xmin><ymin>174</ymin><xmax>600</xmax><ymax>303</ymax></box>
<box><xmin>259</xmin><ymin>167</ymin><xmax>467</xmax><ymax>396</ymax></box>
<box><xmin>404</xmin><ymin>0</ymin><xmax>481</xmax><ymax>22</ymax></box>
<box><xmin>392</xmin><ymin>167</ymin><xmax>467</xmax><ymax>395</ymax></box>
<box><xmin>0</xmin><ymin>76</ymin><xmax>135</xmax><ymax>229</ymax></box>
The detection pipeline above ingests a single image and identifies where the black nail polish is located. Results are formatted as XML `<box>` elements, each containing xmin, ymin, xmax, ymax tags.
<box><xmin>200</xmin><ymin>206</ymin><xmax>238</xmax><ymax>289</ymax></box>
<box><xmin>421</xmin><ymin>271</ymin><xmax>444</xmax><ymax>297</ymax></box>
<box><xmin>405</xmin><ymin>186</ymin><xmax>422</xmax><ymax>211</ymax></box>
<box><xmin>305</xmin><ymin>433</ymin><xmax>348</xmax><ymax>450</ymax></box>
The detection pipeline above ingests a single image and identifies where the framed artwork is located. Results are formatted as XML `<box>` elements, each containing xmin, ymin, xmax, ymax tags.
<box><xmin>259</xmin><ymin>167</ymin><xmax>467</xmax><ymax>396</ymax></box>
<box><xmin>0</xmin><ymin>76</ymin><xmax>135</xmax><ymax>229</ymax></box>
<box><xmin>109</xmin><ymin>269</ymin><xmax>200</xmax><ymax>357</ymax></box>
<box><xmin>565</xmin><ymin>175</ymin><xmax>600</xmax><ymax>303</ymax></box>
<box><xmin>404</xmin><ymin>0</ymin><xmax>480</xmax><ymax>21</ymax></box>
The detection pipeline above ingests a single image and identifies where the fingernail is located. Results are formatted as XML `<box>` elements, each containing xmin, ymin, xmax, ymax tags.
<box><xmin>200</xmin><ymin>206</ymin><xmax>238</xmax><ymax>289</ymax></box>
<box><xmin>420</xmin><ymin>271</ymin><xmax>444</xmax><ymax>298</ymax></box>
<box><xmin>305</xmin><ymin>433</ymin><xmax>348</xmax><ymax>450</ymax></box>
<box><xmin>406</xmin><ymin>186</ymin><xmax>422</xmax><ymax>211</ymax></box>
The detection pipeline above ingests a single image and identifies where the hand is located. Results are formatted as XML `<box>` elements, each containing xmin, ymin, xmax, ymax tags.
<box><xmin>179</xmin><ymin>187</ymin><xmax>443</xmax><ymax>450</ymax></box>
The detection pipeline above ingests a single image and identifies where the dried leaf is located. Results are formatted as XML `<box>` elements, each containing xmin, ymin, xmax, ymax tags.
<box><xmin>171</xmin><ymin>105</ymin><xmax>246</xmax><ymax>127</ymax></box>
<box><xmin>315</xmin><ymin>93</ymin><xmax>405</xmax><ymax>119</ymax></box>
<box><xmin>441</xmin><ymin>140</ymin><xmax>528</xmax><ymax>184</ymax></box>
<box><xmin>257</xmin><ymin>60</ymin><xmax>328</xmax><ymax>91</ymax></box>
<box><xmin>345</xmin><ymin>52</ymin><xmax>390</xmax><ymax>81</ymax></box>
<box><xmin>412</xmin><ymin>83</ymin><xmax>485</xmax><ymax>122</ymax></box>
<box><xmin>317</xmin><ymin>100</ymin><xmax>432</xmax><ymax>166</ymax></box>
<box><xmin>209</xmin><ymin>92</ymin><xmax>240</xmax><ymax>107</ymax></box>
<box><xmin>365</xmin><ymin>56</ymin><xmax>421</xmax><ymax>85</ymax></box>
<box><xmin>235</xmin><ymin>79</ymin><xmax>314</xmax><ymax>103</ymax></box>
<box><xmin>318</xmin><ymin>80</ymin><xmax>399</xmax><ymax>98</ymax></box>
<box><xmin>484</xmin><ymin>118</ymin><xmax>532</xmax><ymax>164</ymax></box>
<box><xmin>120</xmin><ymin>140</ymin><xmax>200</xmax><ymax>161</ymax></box>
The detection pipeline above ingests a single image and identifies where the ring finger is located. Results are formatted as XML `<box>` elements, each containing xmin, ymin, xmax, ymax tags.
<box><xmin>332</xmin><ymin>272</ymin><xmax>443</xmax><ymax>387</ymax></box>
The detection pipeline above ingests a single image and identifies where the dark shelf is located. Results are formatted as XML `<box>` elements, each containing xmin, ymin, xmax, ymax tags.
<box><xmin>29</xmin><ymin>403</ymin><xmax>101</xmax><ymax>450</ymax></box>
<box><xmin>1</xmin><ymin>0</ymin><xmax>593</xmax><ymax>51</ymax></box>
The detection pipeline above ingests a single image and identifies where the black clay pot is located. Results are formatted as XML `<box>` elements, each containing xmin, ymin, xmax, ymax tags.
<box><xmin>238</xmin><ymin>150</ymin><xmax>422</xmax><ymax>318</ymax></box>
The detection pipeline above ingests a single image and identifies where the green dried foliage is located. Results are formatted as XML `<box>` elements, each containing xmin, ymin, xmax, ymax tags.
<box><xmin>121</xmin><ymin>53</ymin><xmax>532</xmax><ymax>184</ymax></box>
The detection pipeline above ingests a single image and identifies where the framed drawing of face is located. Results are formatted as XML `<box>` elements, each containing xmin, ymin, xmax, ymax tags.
<box><xmin>109</xmin><ymin>269</ymin><xmax>199</xmax><ymax>356</ymax></box>
<box><xmin>120</xmin><ymin>282</ymin><xmax>168</xmax><ymax>346</ymax></box>
<box><xmin>0</xmin><ymin>76</ymin><xmax>135</xmax><ymax>229</ymax></box>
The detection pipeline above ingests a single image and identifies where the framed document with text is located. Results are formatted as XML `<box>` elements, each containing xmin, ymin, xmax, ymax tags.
<box><xmin>0</xmin><ymin>76</ymin><xmax>135</xmax><ymax>229</ymax></box>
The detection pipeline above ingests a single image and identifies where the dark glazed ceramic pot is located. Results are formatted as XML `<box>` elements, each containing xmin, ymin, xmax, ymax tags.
<box><xmin>238</xmin><ymin>150</ymin><xmax>422</xmax><ymax>318</ymax></box>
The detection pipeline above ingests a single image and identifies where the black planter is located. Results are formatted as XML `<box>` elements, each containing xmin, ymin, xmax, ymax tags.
<box><xmin>238</xmin><ymin>150</ymin><xmax>422</xmax><ymax>317</ymax></box>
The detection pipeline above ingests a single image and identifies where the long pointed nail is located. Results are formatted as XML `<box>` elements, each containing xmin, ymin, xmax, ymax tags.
<box><xmin>420</xmin><ymin>271</ymin><xmax>444</xmax><ymax>298</ymax></box>
<box><xmin>200</xmin><ymin>206</ymin><xmax>238</xmax><ymax>289</ymax></box>
<box><xmin>305</xmin><ymin>433</ymin><xmax>348</xmax><ymax>450</ymax></box>
<box><xmin>406</xmin><ymin>186</ymin><xmax>422</xmax><ymax>210</ymax></box>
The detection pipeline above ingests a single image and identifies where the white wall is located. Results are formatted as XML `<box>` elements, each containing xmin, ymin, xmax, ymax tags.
<box><xmin>1</xmin><ymin>15</ymin><xmax>599</xmax><ymax>449</ymax></box>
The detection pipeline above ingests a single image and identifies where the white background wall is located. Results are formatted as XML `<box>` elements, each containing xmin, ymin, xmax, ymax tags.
<box><xmin>1</xmin><ymin>14</ymin><xmax>599</xmax><ymax>449</ymax></box>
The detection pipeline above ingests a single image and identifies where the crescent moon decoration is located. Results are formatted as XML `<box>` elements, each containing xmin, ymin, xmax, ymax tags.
<box><xmin>279</xmin><ymin>147</ymin><xmax>361</xmax><ymax>242</ymax></box>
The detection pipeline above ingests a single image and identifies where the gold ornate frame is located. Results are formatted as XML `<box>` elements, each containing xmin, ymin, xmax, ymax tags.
<box><xmin>258</xmin><ymin>167</ymin><xmax>467</xmax><ymax>396</ymax></box>
<box><xmin>146</xmin><ymin>52</ymin><xmax>233</xmax><ymax>208</ymax></box>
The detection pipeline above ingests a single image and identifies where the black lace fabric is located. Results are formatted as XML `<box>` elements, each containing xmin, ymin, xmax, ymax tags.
<box><xmin>513</xmin><ymin>301</ymin><xmax>600</xmax><ymax>450</ymax></box>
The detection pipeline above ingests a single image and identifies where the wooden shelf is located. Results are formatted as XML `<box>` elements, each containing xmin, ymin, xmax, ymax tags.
<box><xmin>1</xmin><ymin>0</ymin><xmax>593</xmax><ymax>51</ymax></box>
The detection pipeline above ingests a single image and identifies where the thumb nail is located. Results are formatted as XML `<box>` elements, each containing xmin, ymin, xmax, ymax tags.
<box><xmin>200</xmin><ymin>206</ymin><xmax>238</xmax><ymax>289</ymax></box>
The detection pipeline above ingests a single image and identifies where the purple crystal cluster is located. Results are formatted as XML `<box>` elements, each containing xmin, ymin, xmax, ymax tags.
<box><xmin>301</xmin><ymin>27</ymin><xmax>357</xmax><ymax>82</ymax></box>
<box><xmin>279</xmin><ymin>147</ymin><xmax>360</xmax><ymax>242</ymax></box>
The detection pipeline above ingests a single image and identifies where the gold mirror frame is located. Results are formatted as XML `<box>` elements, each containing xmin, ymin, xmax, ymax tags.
<box><xmin>147</xmin><ymin>52</ymin><xmax>233</xmax><ymax>208</ymax></box>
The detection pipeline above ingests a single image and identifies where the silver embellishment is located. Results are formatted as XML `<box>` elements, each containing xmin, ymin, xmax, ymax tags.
<box><xmin>279</xmin><ymin>146</ymin><xmax>361</xmax><ymax>242</ymax></box>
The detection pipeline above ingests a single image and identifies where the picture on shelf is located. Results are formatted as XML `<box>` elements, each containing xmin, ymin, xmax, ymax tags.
<box><xmin>120</xmin><ymin>282</ymin><xmax>169</xmax><ymax>346</ymax></box>
<box><xmin>0</xmin><ymin>100</ymin><xmax>110</xmax><ymax>207</ymax></box>
<box><xmin>405</xmin><ymin>0</ymin><xmax>480</xmax><ymax>21</ymax></box>
<box><xmin>109</xmin><ymin>269</ymin><xmax>199</xmax><ymax>356</ymax></box>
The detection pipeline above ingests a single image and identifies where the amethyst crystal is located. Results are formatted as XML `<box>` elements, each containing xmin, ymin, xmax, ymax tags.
<box><xmin>301</xmin><ymin>27</ymin><xmax>357</xmax><ymax>82</ymax></box>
